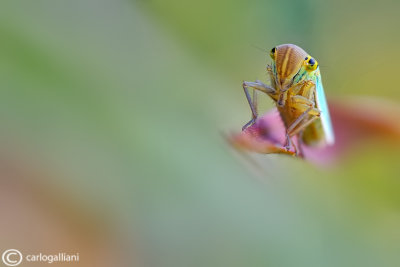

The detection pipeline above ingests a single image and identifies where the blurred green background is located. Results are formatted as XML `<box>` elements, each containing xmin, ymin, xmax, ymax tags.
<box><xmin>1</xmin><ymin>0</ymin><xmax>400</xmax><ymax>266</ymax></box>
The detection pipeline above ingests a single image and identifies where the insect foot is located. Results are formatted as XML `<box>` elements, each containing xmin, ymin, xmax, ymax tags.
<box><xmin>242</xmin><ymin>117</ymin><xmax>257</xmax><ymax>131</ymax></box>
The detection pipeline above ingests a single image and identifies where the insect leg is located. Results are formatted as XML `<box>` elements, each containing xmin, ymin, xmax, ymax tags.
<box><xmin>277</xmin><ymin>91</ymin><xmax>288</xmax><ymax>107</ymax></box>
<box><xmin>297</xmin><ymin>135</ymin><xmax>306</xmax><ymax>158</ymax></box>
<box><xmin>282</xmin><ymin>109</ymin><xmax>311</xmax><ymax>153</ymax></box>
<box><xmin>252</xmin><ymin>86</ymin><xmax>258</xmax><ymax>119</ymax></box>
<box><xmin>288</xmin><ymin>82</ymin><xmax>321</xmax><ymax>136</ymax></box>
<box><xmin>285</xmin><ymin>102</ymin><xmax>320</xmax><ymax>155</ymax></box>
<box><xmin>242</xmin><ymin>81</ymin><xmax>276</xmax><ymax>130</ymax></box>
<box><xmin>286</xmin><ymin>107</ymin><xmax>313</xmax><ymax>136</ymax></box>
<box><xmin>289</xmin><ymin>115</ymin><xmax>319</xmax><ymax>137</ymax></box>
<box><xmin>278</xmin><ymin>81</ymin><xmax>309</xmax><ymax>108</ymax></box>
<box><xmin>243</xmin><ymin>81</ymin><xmax>276</xmax><ymax>95</ymax></box>
<box><xmin>284</xmin><ymin>81</ymin><xmax>320</xmax><ymax>153</ymax></box>
<box><xmin>284</xmin><ymin>133</ymin><xmax>295</xmax><ymax>153</ymax></box>
<box><xmin>291</xmin><ymin>96</ymin><xmax>320</xmax><ymax>116</ymax></box>
<box><xmin>242</xmin><ymin>84</ymin><xmax>257</xmax><ymax>130</ymax></box>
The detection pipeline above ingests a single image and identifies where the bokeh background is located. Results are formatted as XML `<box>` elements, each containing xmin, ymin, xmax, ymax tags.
<box><xmin>1</xmin><ymin>0</ymin><xmax>400</xmax><ymax>266</ymax></box>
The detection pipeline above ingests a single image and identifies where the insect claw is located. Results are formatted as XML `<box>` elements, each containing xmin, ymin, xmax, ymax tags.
<box><xmin>284</xmin><ymin>134</ymin><xmax>298</xmax><ymax>155</ymax></box>
<box><xmin>284</xmin><ymin>134</ymin><xmax>290</xmax><ymax>150</ymax></box>
<box><xmin>242</xmin><ymin>117</ymin><xmax>256</xmax><ymax>131</ymax></box>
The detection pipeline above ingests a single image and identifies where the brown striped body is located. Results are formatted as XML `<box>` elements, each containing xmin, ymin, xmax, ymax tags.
<box><xmin>270</xmin><ymin>44</ymin><xmax>326</xmax><ymax>145</ymax></box>
<box><xmin>275</xmin><ymin>44</ymin><xmax>307</xmax><ymax>91</ymax></box>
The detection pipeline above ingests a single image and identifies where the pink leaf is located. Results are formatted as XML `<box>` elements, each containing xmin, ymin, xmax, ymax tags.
<box><xmin>229</xmin><ymin>97</ymin><xmax>400</xmax><ymax>165</ymax></box>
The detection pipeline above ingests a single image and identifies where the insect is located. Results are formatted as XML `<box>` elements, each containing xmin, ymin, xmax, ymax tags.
<box><xmin>242</xmin><ymin>44</ymin><xmax>334</xmax><ymax>154</ymax></box>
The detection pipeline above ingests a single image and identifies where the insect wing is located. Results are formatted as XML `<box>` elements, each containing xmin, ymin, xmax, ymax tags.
<box><xmin>315</xmin><ymin>73</ymin><xmax>335</xmax><ymax>145</ymax></box>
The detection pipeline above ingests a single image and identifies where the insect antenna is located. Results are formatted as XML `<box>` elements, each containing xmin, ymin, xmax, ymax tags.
<box><xmin>318</xmin><ymin>64</ymin><xmax>329</xmax><ymax>70</ymax></box>
<box><xmin>251</xmin><ymin>44</ymin><xmax>268</xmax><ymax>53</ymax></box>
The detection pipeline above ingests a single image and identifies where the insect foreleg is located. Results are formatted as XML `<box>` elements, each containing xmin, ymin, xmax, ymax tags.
<box><xmin>291</xmin><ymin>95</ymin><xmax>313</xmax><ymax>105</ymax></box>
<box><xmin>242</xmin><ymin>81</ymin><xmax>276</xmax><ymax>130</ymax></box>
<box><xmin>243</xmin><ymin>81</ymin><xmax>276</xmax><ymax>95</ymax></box>
<box><xmin>299</xmin><ymin>80</ymin><xmax>315</xmax><ymax>99</ymax></box>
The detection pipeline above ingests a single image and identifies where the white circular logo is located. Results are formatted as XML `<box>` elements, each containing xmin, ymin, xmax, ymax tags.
<box><xmin>2</xmin><ymin>249</ymin><xmax>23</xmax><ymax>266</ymax></box>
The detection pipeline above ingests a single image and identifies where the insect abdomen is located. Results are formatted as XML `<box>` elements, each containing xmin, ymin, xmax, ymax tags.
<box><xmin>301</xmin><ymin>119</ymin><xmax>325</xmax><ymax>146</ymax></box>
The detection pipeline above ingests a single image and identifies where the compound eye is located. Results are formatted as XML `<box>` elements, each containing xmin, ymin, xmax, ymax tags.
<box><xmin>304</xmin><ymin>56</ymin><xmax>318</xmax><ymax>71</ymax></box>
<box><xmin>270</xmin><ymin>47</ymin><xmax>276</xmax><ymax>60</ymax></box>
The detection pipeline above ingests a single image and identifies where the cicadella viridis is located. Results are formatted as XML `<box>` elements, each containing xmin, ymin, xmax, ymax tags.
<box><xmin>242</xmin><ymin>44</ymin><xmax>334</xmax><ymax>154</ymax></box>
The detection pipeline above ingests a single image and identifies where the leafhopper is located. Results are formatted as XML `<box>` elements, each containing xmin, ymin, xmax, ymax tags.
<box><xmin>242</xmin><ymin>44</ymin><xmax>334</xmax><ymax>153</ymax></box>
